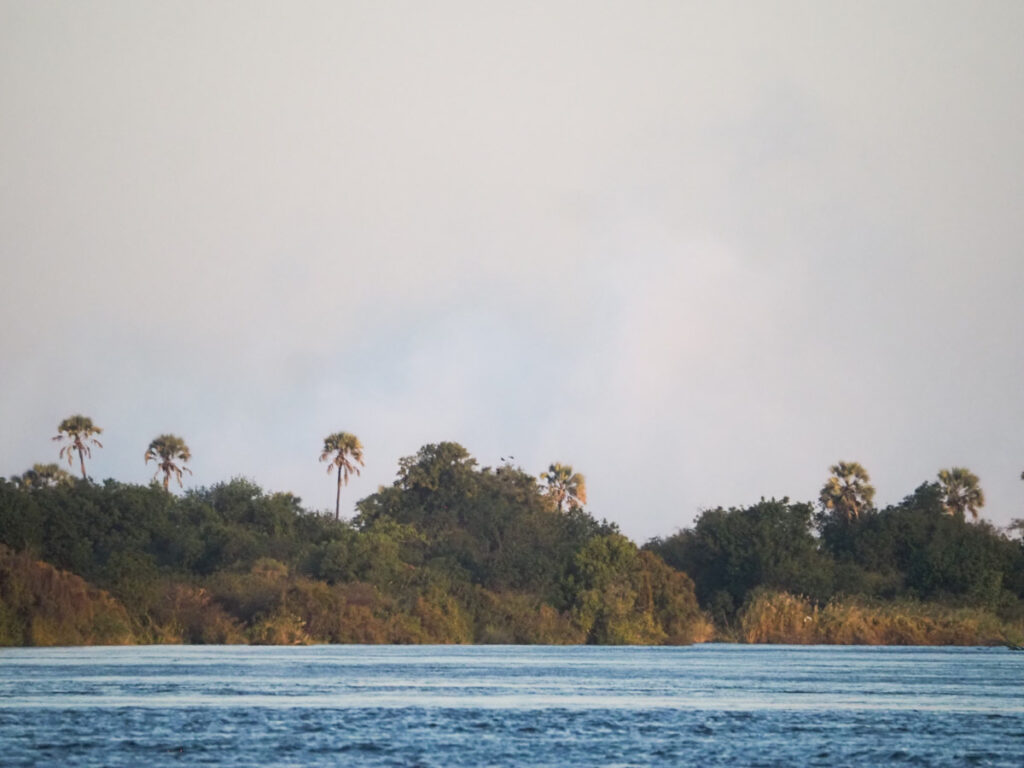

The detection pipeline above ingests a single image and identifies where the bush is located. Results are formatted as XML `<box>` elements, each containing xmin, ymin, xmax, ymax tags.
<box><xmin>0</xmin><ymin>544</ymin><xmax>134</xmax><ymax>646</ymax></box>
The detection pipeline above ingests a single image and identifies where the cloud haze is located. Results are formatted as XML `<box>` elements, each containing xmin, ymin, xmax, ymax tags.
<box><xmin>2</xmin><ymin>1</ymin><xmax>1022</xmax><ymax>540</ymax></box>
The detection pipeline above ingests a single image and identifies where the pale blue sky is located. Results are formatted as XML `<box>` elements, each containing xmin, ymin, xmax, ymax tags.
<box><xmin>2</xmin><ymin>1</ymin><xmax>1022</xmax><ymax>540</ymax></box>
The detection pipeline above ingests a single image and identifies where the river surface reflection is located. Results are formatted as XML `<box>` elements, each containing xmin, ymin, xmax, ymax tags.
<box><xmin>1</xmin><ymin>644</ymin><xmax>1022</xmax><ymax>766</ymax></box>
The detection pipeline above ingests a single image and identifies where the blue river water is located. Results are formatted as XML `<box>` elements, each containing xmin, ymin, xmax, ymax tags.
<box><xmin>1</xmin><ymin>644</ymin><xmax>1022</xmax><ymax>766</ymax></box>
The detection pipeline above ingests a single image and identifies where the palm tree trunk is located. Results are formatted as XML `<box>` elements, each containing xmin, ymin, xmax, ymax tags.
<box><xmin>78</xmin><ymin>448</ymin><xmax>86</xmax><ymax>479</ymax></box>
<box><xmin>336</xmin><ymin>465</ymin><xmax>342</xmax><ymax>520</ymax></box>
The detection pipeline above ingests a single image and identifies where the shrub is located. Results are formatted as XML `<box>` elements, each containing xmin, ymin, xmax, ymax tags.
<box><xmin>0</xmin><ymin>544</ymin><xmax>134</xmax><ymax>646</ymax></box>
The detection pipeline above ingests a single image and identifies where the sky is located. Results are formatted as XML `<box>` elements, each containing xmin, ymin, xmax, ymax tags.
<box><xmin>1</xmin><ymin>1</ymin><xmax>1022</xmax><ymax>541</ymax></box>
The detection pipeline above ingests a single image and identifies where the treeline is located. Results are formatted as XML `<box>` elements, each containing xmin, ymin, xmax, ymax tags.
<box><xmin>1</xmin><ymin>445</ymin><xmax>1022</xmax><ymax>646</ymax></box>
<box><xmin>646</xmin><ymin>479</ymin><xmax>1024</xmax><ymax>643</ymax></box>
<box><xmin>0</xmin><ymin>443</ymin><xmax>709</xmax><ymax>646</ymax></box>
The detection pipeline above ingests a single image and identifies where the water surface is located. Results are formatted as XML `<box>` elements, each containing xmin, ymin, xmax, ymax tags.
<box><xmin>2</xmin><ymin>645</ymin><xmax>1022</xmax><ymax>766</ymax></box>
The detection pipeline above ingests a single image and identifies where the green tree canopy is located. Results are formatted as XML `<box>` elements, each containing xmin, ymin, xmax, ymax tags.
<box><xmin>564</xmin><ymin>534</ymin><xmax>706</xmax><ymax>644</ymax></box>
<box><xmin>355</xmin><ymin>443</ymin><xmax>613</xmax><ymax>599</ymax></box>
<box><xmin>145</xmin><ymin>434</ymin><xmax>192</xmax><ymax>491</ymax></box>
<box><xmin>648</xmin><ymin>498</ymin><xmax>833</xmax><ymax>619</ymax></box>
<box><xmin>819</xmin><ymin>461</ymin><xmax>875</xmax><ymax>522</ymax></box>
<box><xmin>53</xmin><ymin>415</ymin><xmax>103</xmax><ymax>479</ymax></box>
<box><xmin>12</xmin><ymin>463</ymin><xmax>74</xmax><ymax>490</ymax></box>
<box><xmin>937</xmin><ymin>467</ymin><xmax>985</xmax><ymax>520</ymax></box>
<box><xmin>2</xmin><ymin>448</ymin><xmax>1023</xmax><ymax>646</ymax></box>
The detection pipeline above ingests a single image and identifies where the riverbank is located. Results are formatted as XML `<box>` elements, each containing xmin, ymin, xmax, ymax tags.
<box><xmin>3</xmin><ymin>456</ymin><xmax>1023</xmax><ymax>649</ymax></box>
<box><xmin>3</xmin><ymin>546</ymin><xmax>1020</xmax><ymax>647</ymax></box>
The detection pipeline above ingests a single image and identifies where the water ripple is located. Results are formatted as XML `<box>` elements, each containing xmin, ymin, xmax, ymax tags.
<box><xmin>1</xmin><ymin>645</ymin><xmax>1022</xmax><ymax>767</ymax></box>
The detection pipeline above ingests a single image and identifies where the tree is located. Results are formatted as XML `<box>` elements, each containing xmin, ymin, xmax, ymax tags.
<box><xmin>320</xmin><ymin>432</ymin><xmax>364</xmax><ymax>520</ymax></box>
<box><xmin>648</xmin><ymin>498</ymin><xmax>833</xmax><ymax>612</ymax></box>
<box><xmin>937</xmin><ymin>467</ymin><xmax>985</xmax><ymax>520</ymax></box>
<box><xmin>356</xmin><ymin>442</ymin><xmax>476</xmax><ymax>534</ymax></box>
<box><xmin>53</xmin><ymin>415</ymin><xmax>103</xmax><ymax>479</ymax></box>
<box><xmin>13</xmin><ymin>463</ymin><xmax>74</xmax><ymax>489</ymax></box>
<box><xmin>145</xmin><ymin>434</ymin><xmax>193</xmax><ymax>491</ymax></box>
<box><xmin>565</xmin><ymin>533</ymin><xmax>658</xmax><ymax>644</ymax></box>
<box><xmin>541</xmin><ymin>463</ymin><xmax>588</xmax><ymax>512</ymax></box>
<box><xmin>819</xmin><ymin>461</ymin><xmax>875</xmax><ymax>522</ymax></box>
<box><xmin>354</xmin><ymin>443</ymin><xmax>612</xmax><ymax>597</ymax></box>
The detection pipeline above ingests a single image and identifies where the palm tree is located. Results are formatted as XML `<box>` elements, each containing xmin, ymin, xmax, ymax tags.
<box><xmin>53</xmin><ymin>414</ymin><xmax>103</xmax><ymax>479</ymax></box>
<box><xmin>320</xmin><ymin>432</ymin><xmax>364</xmax><ymax>520</ymax></box>
<box><xmin>818</xmin><ymin>461</ymin><xmax>875</xmax><ymax>522</ymax></box>
<box><xmin>540</xmin><ymin>462</ymin><xmax>588</xmax><ymax>512</ymax></box>
<box><xmin>937</xmin><ymin>467</ymin><xmax>985</xmax><ymax>519</ymax></box>
<box><xmin>145</xmin><ymin>434</ymin><xmax>192</xmax><ymax>491</ymax></box>
<box><xmin>13</xmin><ymin>463</ymin><xmax>74</xmax><ymax>489</ymax></box>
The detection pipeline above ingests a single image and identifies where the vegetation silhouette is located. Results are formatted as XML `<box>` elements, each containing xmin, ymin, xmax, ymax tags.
<box><xmin>145</xmin><ymin>434</ymin><xmax>192</xmax><ymax>491</ymax></box>
<box><xmin>320</xmin><ymin>432</ymin><xmax>364</xmax><ymax>520</ymax></box>
<box><xmin>12</xmin><ymin>463</ymin><xmax>74</xmax><ymax>490</ymax></box>
<box><xmin>541</xmin><ymin>463</ymin><xmax>588</xmax><ymax>512</ymax></box>
<box><xmin>53</xmin><ymin>415</ymin><xmax>102</xmax><ymax>479</ymax></box>
<box><xmin>2</xmin><ymin>440</ymin><xmax>1022</xmax><ymax>647</ymax></box>
<box><xmin>938</xmin><ymin>467</ymin><xmax>985</xmax><ymax>519</ymax></box>
<box><xmin>819</xmin><ymin>461</ymin><xmax>874</xmax><ymax>522</ymax></box>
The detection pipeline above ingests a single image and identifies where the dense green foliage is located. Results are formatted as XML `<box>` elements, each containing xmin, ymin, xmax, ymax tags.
<box><xmin>0</xmin><ymin>443</ymin><xmax>708</xmax><ymax>646</ymax></box>
<box><xmin>354</xmin><ymin>444</ymin><xmax>613</xmax><ymax>601</ymax></box>
<box><xmin>647</xmin><ymin>498</ymin><xmax>834</xmax><ymax>627</ymax></box>
<box><xmin>2</xmin><ymin>445</ymin><xmax>1021</xmax><ymax>646</ymax></box>
<box><xmin>647</xmin><ymin>481</ymin><xmax>1024</xmax><ymax>641</ymax></box>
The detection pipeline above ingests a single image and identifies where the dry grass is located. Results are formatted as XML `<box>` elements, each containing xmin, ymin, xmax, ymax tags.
<box><xmin>737</xmin><ymin>589</ymin><xmax>1023</xmax><ymax>646</ymax></box>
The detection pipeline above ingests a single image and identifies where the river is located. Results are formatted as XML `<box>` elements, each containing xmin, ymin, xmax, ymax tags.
<box><xmin>1</xmin><ymin>644</ymin><xmax>1022</xmax><ymax>766</ymax></box>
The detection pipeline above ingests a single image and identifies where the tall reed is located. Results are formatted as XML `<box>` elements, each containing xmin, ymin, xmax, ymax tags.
<box><xmin>738</xmin><ymin>589</ymin><xmax>1023</xmax><ymax>645</ymax></box>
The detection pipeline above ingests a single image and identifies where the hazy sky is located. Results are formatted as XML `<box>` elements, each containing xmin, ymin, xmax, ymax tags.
<box><xmin>2</xmin><ymin>1</ymin><xmax>1022</xmax><ymax>540</ymax></box>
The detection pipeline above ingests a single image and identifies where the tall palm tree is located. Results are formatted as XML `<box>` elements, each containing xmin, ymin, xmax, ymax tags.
<box><xmin>818</xmin><ymin>461</ymin><xmax>875</xmax><ymax>522</ymax></box>
<box><xmin>937</xmin><ymin>467</ymin><xmax>985</xmax><ymax>520</ymax></box>
<box><xmin>320</xmin><ymin>432</ymin><xmax>364</xmax><ymax>520</ymax></box>
<box><xmin>540</xmin><ymin>462</ymin><xmax>588</xmax><ymax>512</ymax></box>
<box><xmin>13</xmin><ymin>463</ymin><xmax>74</xmax><ymax>489</ymax></box>
<box><xmin>53</xmin><ymin>414</ymin><xmax>103</xmax><ymax>479</ymax></box>
<box><xmin>145</xmin><ymin>434</ymin><xmax>192</xmax><ymax>491</ymax></box>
